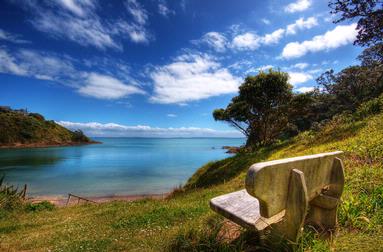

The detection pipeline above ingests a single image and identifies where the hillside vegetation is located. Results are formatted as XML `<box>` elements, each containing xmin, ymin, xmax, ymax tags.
<box><xmin>1</xmin><ymin>99</ymin><xmax>382</xmax><ymax>251</ymax></box>
<box><xmin>0</xmin><ymin>107</ymin><xmax>94</xmax><ymax>148</ymax></box>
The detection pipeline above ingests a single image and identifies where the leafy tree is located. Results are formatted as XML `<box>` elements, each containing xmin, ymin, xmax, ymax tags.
<box><xmin>358</xmin><ymin>42</ymin><xmax>383</xmax><ymax>65</ymax></box>
<box><xmin>329</xmin><ymin>0</ymin><xmax>383</xmax><ymax>46</ymax></box>
<box><xmin>317</xmin><ymin>64</ymin><xmax>383</xmax><ymax>112</ymax></box>
<box><xmin>213</xmin><ymin>70</ymin><xmax>293</xmax><ymax>147</ymax></box>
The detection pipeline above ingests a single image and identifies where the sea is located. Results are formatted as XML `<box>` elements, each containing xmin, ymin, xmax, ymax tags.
<box><xmin>0</xmin><ymin>138</ymin><xmax>244</xmax><ymax>197</ymax></box>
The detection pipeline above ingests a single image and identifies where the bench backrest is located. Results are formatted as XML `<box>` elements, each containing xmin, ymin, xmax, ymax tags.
<box><xmin>245</xmin><ymin>151</ymin><xmax>343</xmax><ymax>218</ymax></box>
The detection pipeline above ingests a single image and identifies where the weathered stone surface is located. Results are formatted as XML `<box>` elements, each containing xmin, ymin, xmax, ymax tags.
<box><xmin>210</xmin><ymin>151</ymin><xmax>345</xmax><ymax>243</ymax></box>
<box><xmin>245</xmin><ymin>151</ymin><xmax>343</xmax><ymax>218</ymax></box>
<box><xmin>273</xmin><ymin>169</ymin><xmax>308</xmax><ymax>242</ymax></box>
<box><xmin>210</xmin><ymin>190</ymin><xmax>285</xmax><ymax>230</ymax></box>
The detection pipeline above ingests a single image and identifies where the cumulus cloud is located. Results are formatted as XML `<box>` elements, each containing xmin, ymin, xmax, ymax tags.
<box><xmin>231</xmin><ymin>32</ymin><xmax>261</xmax><ymax>50</ymax></box>
<box><xmin>78</xmin><ymin>73</ymin><xmax>145</xmax><ymax>99</ymax></box>
<box><xmin>286</xmin><ymin>17</ymin><xmax>318</xmax><ymax>35</ymax></box>
<box><xmin>150</xmin><ymin>53</ymin><xmax>240</xmax><ymax>104</ymax></box>
<box><xmin>200</xmin><ymin>32</ymin><xmax>227</xmax><ymax>52</ymax></box>
<box><xmin>262</xmin><ymin>29</ymin><xmax>285</xmax><ymax>45</ymax></box>
<box><xmin>167</xmin><ymin>113</ymin><xmax>177</xmax><ymax>117</ymax></box>
<box><xmin>284</xmin><ymin>0</ymin><xmax>311</xmax><ymax>13</ymax></box>
<box><xmin>58</xmin><ymin>121</ymin><xmax>243</xmax><ymax>137</ymax></box>
<box><xmin>231</xmin><ymin>28</ymin><xmax>285</xmax><ymax>50</ymax></box>
<box><xmin>281</xmin><ymin>23</ymin><xmax>357</xmax><ymax>59</ymax></box>
<box><xmin>288</xmin><ymin>71</ymin><xmax>313</xmax><ymax>85</ymax></box>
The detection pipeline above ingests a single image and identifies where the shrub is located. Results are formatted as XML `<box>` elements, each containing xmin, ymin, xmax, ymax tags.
<box><xmin>356</xmin><ymin>94</ymin><xmax>383</xmax><ymax>118</ymax></box>
<box><xmin>0</xmin><ymin>175</ymin><xmax>26</xmax><ymax>211</ymax></box>
<box><xmin>25</xmin><ymin>201</ymin><xmax>55</xmax><ymax>212</ymax></box>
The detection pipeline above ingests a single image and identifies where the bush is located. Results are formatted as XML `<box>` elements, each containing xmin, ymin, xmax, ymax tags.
<box><xmin>0</xmin><ymin>175</ymin><xmax>26</xmax><ymax>211</ymax></box>
<box><xmin>356</xmin><ymin>94</ymin><xmax>383</xmax><ymax>118</ymax></box>
<box><xmin>25</xmin><ymin>201</ymin><xmax>55</xmax><ymax>212</ymax></box>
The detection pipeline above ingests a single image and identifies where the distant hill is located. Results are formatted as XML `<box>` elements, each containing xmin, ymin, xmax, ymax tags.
<box><xmin>0</xmin><ymin>106</ymin><xmax>96</xmax><ymax>148</ymax></box>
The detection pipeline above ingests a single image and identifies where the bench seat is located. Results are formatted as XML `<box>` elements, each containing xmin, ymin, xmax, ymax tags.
<box><xmin>210</xmin><ymin>189</ymin><xmax>285</xmax><ymax>231</ymax></box>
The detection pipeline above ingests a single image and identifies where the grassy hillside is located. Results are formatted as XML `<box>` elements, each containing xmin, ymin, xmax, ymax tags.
<box><xmin>0</xmin><ymin>110</ymin><xmax>382</xmax><ymax>251</ymax></box>
<box><xmin>0</xmin><ymin>107</ymin><xmax>93</xmax><ymax>147</ymax></box>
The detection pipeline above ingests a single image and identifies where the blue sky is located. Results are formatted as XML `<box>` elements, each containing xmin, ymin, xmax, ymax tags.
<box><xmin>0</xmin><ymin>0</ymin><xmax>362</xmax><ymax>137</ymax></box>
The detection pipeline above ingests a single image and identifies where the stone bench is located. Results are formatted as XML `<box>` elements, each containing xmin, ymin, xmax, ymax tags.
<box><xmin>210</xmin><ymin>151</ymin><xmax>345</xmax><ymax>242</ymax></box>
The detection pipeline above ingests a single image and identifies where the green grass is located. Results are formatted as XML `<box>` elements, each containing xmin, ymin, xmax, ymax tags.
<box><xmin>1</xmin><ymin>112</ymin><xmax>383</xmax><ymax>251</ymax></box>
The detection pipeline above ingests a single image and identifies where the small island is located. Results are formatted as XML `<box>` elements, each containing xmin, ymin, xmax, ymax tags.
<box><xmin>0</xmin><ymin>106</ymin><xmax>98</xmax><ymax>149</ymax></box>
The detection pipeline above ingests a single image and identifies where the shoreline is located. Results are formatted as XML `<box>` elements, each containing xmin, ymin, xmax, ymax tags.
<box><xmin>29</xmin><ymin>193</ymin><xmax>170</xmax><ymax>207</ymax></box>
<box><xmin>0</xmin><ymin>141</ymin><xmax>101</xmax><ymax>150</ymax></box>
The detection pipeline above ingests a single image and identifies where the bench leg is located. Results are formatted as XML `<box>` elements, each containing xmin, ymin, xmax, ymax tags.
<box><xmin>273</xmin><ymin>169</ymin><xmax>309</xmax><ymax>243</ymax></box>
<box><xmin>306</xmin><ymin>158</ymin><xmax>345</xmax><ymax>232</ymax></box>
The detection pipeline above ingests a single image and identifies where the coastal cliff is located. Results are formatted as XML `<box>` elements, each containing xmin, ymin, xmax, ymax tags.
<box><xmin>0</xmin><ymin>106</ymin><xmax>96</xmax><ymax>148</ymax></box>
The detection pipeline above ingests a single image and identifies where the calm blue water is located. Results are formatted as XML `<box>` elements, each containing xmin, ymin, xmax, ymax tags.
<box><xmin>0</xmin><ymin>138</ymin><xmax>244</xmax><ymax>197</ymax></box>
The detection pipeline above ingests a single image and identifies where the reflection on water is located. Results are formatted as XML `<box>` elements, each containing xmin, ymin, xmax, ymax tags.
<box><xmin>0</xmin><ymin>138</ymin><xmax>244</xmax><ymax>197</ymax></box>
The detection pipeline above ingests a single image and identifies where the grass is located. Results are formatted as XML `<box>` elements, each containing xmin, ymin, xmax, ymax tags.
<box><xmin>0</xmin><ymin>112</ymin><xmax>383</xmax><ymax>251</ymax></box>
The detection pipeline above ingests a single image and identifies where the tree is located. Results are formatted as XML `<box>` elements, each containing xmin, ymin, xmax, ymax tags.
<box><xmin>213</xmin><ymin>70</ymin><xmax>293</xmax><ymax>147</ymax></box>
<box><xmin>329</xmin><ymin>0</ymin><xmax>383</xmax><ymax>46</ymax></box>
<box><xmin>358</xmin><ymin>42</ymin><xmax>383</xmax><ymax>65</ymax></box>
<box><xmin>317</xmin><ymin>64</ymin><xmax>383</xmax><ymax>112</ymax></box>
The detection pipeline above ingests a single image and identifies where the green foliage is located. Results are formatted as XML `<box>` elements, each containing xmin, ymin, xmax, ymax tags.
<box><xmin>71</xmin><ymin>130</ymin><xmax>91</xmax><ymax>143</ymax></box>
<box><xmin>25</xmin><ymin>201</ymin><xmax>55</xmax><ymax>212</ymax></box>
<box><xmin>0</xmin><ymin>107</ymin><xmax>92</xmax><ymax>146</ymax></box>
<box><xmin>356</xmin><ymin>94</ymin><xmax>383</xmax><ymax>118</ymax></box>
<box><xmin>329</xmin><ymin>0</ymin><xmax>383</xmax><ymax>46</ymax></box>
<box><xmin>1</xmin><ymin>108</ymin><xmax>383</xmax><ymax>251</ymax></box>
<box><xmin>317</xmin><ymin>64</ymin><xmax>383</xmax><ymax>112</ymax></box>
<box><xmin>213</xmin><ymin>70</ymin><xmax>293</xmax><ymax>147</ymax></box>
<box><xmin>0</xmin><ymin>175</ymin><xmax>26</xmax><ymax>211</ymax></box>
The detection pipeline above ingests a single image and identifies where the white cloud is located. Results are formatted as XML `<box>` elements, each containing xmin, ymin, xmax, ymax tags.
<box><xmin>124</xmin><ymin>0</ymin><xmax>148</xmax><ymax>25</ymax></box>
<box><xmin>245</xmin><ymin>65</ymin><xmax>273</xmax><ymax>74</ymax></box>
<box><xmin>232</xmin><ymin>28</ymin><xmax>284</xmax><ymax>50</ymax></box>
<box><xmin>288</xmin><ymin>71</ymin><xmax>313</xmax><ymax>85</ymax></box>
<box><xmin>57</xmin><ymin>121</ymin><xmax>243</xmax><ymax>137</ymax></box>
<box><xmin>158</xmin><ymin>0</ymin><xmax>175</xmax><ymax>17</ymax></box>
<box><xmin>78</xmin><ymin>73</ymin><xmax>145</xmax><ymax>99</ymax></box>
<box><xmin>261</xmin><ymin>18</ymin><xmax>270</xmax><ymax>25</ymax></box>
<box><xmin>231</xmin><ymin>32</ymin><xmax>261</xmax><ymax>50</ymax></box>
<box><xmin>0</xmin><ymin>48</ymin><xmax>77</xmax><ymax>81</ymax></box>
<box><xmin>296</xmin><ymin>86</ymin><xmax>314</xmax><ymax>93</ymax></box>
<box><xmin>281</xmin><ymin>23</ymin><xmax>357</xmax><ymax>59</ymax></box>
<box><xmin>0</xmin><ymin>49</ymin><xmax>28</xmax><ymax>76</ymax></box>
<box><xmin>13</xmin><ymin>0</ymin><xmax>151</xmax><ymax>50</ymax></box>
<box><xmin>0</xmin><ymin>47</ymin><xmax>144</xmax><ymax>100</ymax></box>
<box><xmin>0</xmin><ymin>29</ymin><xmax>30</xmax><ymax>44</ymax></box>
<box><xmin>286</xmin><ymin>17</ymin><xmax>318</xmax><ymax>35</ymax></box>
<box><xmin>284</xmin><ymin>0</ymin><xmax>311</xmax><ymax>13</ymax></box>
<box><xmin>262</xmin><ymin>29</ymin><xmax>285</xmax><ymax>45</ymax></box>
<box><xmin>56</xmin><ymin>0</ymin><xmax>95</xmax><ymax>17</ymax></box>
<box><xmin>293</xmin><ymin>62</ymin><xmax>309</xmax><ymax>69</ymax></box>
<box><xmin>167</xmin><ymin>113</ymin><xmax>177</xmax><ymax>117</ymax></box>
<box><xmin>200</xmin><ymin>32</ymin><xmax>227</xmax><ymax>52</ymax></box>
<box><xmin>113</xmin><ymin>21</ymin><xmax>150</xmax><ymax>43</ymax></box>
<box><xmin>150</xmin><ymin>53</ymin><xmax>240</xmax><ymax>104</ymax></box>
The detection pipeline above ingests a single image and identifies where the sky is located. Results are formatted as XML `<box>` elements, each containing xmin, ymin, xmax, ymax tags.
<box><xmin>0</xmin><ymin>0</ymin><xmax>362</xmax><ymax>137</ymax></box>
